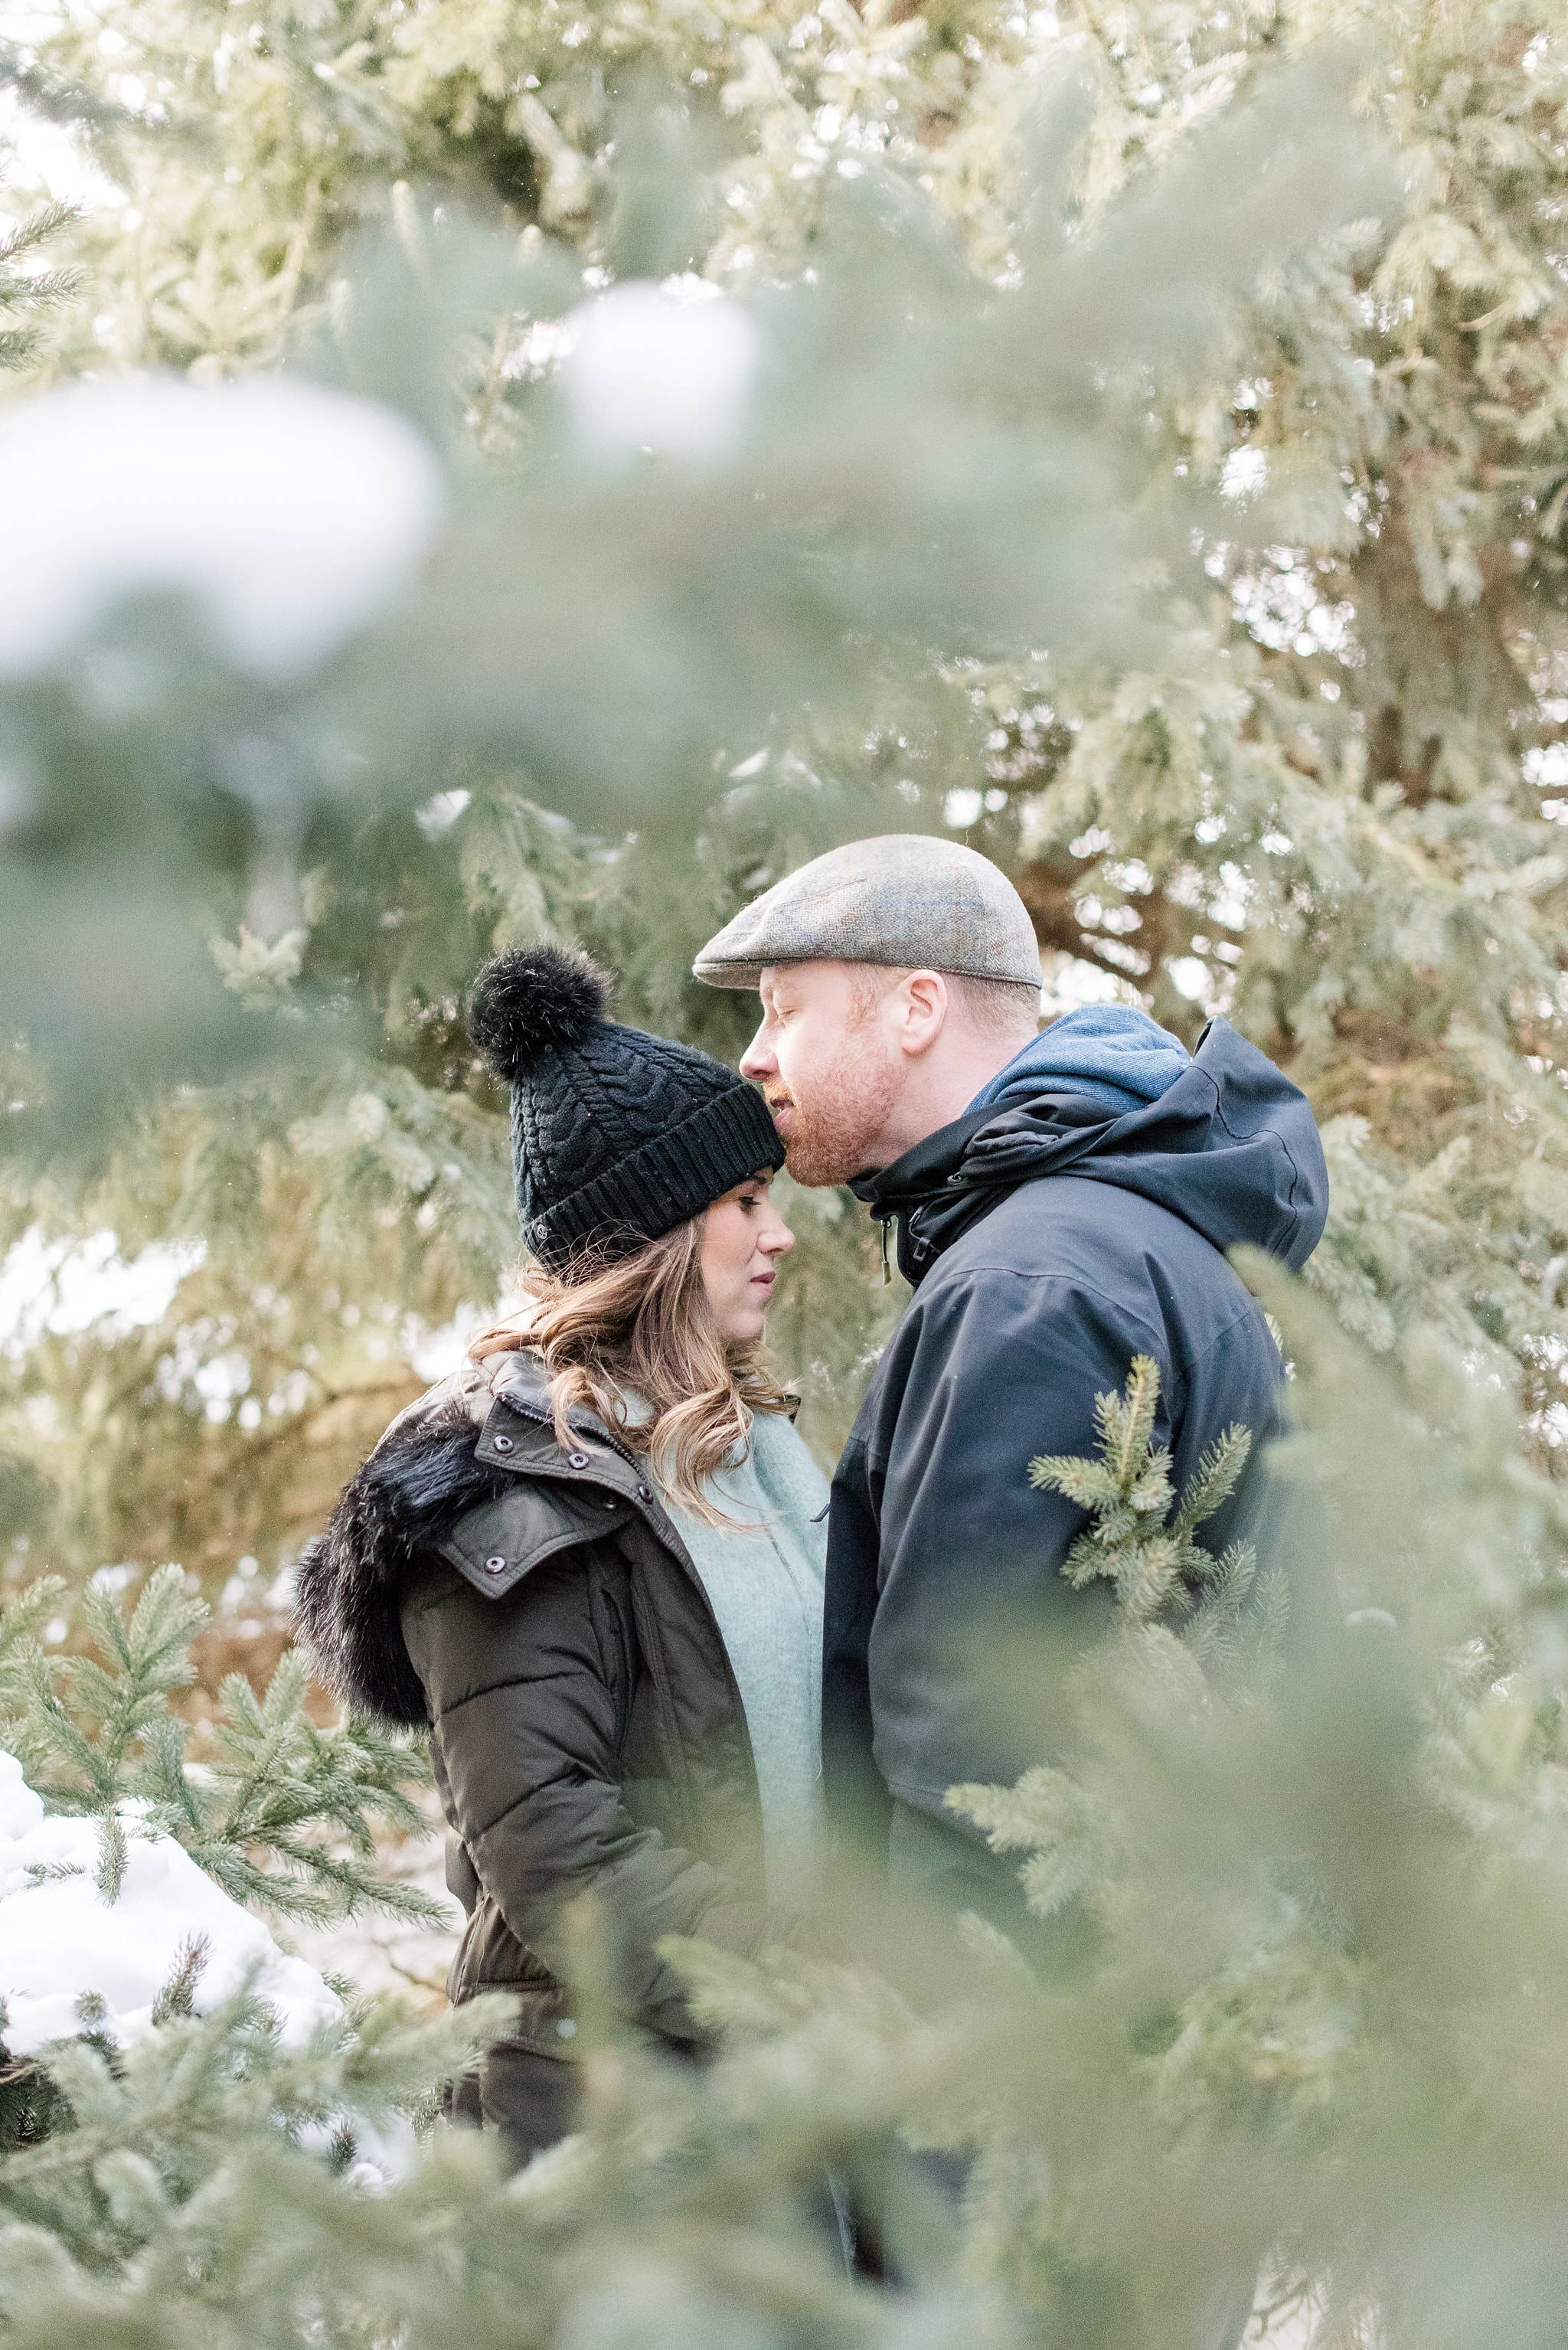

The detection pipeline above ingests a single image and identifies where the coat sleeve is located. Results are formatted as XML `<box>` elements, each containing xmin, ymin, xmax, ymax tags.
<box><xmin>827</xmin><ymin>1267</ymin><xmax>1169</xmax><ymax>1822</ymax></box>
<box><xmin>405</xmin><ymin>1549</ymin><xmax>814</xmax><ymax>2044</ymax></box>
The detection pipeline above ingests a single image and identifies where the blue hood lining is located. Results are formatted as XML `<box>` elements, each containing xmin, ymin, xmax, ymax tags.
<box><xmin>969</xmin><ymin>1003</ymin><xmax>1191</xmax><ymax>1119</ymax></box>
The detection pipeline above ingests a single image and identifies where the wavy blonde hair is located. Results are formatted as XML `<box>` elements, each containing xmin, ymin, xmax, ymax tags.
<box><xmin>469</xmin><ymin>1217</ymin><xmax>791</xmax><ymax>1524</ymax></box>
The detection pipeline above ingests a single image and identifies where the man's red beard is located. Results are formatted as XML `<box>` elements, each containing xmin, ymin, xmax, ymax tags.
<box><xmin>766</xmin><ymin>1038</ymin><xmax>900</xmax><ymax>1188</ymax></box>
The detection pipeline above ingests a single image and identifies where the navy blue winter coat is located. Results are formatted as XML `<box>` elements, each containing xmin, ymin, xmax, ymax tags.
<box><xmin>822</xmin><ymin>1015</ymin><xmax>1331</xmax><ymax>1871</ymax></box>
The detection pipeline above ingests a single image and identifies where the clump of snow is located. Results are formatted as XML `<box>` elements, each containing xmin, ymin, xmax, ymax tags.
<box><xmin>0</xmin><ymin>375</ymin><xmax>445</xmax><ymax>685</ymax></box>
<box><xmin>0</xmin><ymin>1750</ymin><xmax>341</xmax><ymax>2056</ymax></box>
<box><xmin>1220</xmin><ymin>445</ymin><xmax>1269</xmax><ymax>501</ymax></box>
<box><xmin>562</xmin><ymin>278</ymin><xmax>761</xmax><ymax>462</ymax></box>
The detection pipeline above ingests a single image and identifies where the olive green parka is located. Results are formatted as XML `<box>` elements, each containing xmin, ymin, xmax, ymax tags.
<box><xmin>296</xmin><ymin>1348</ymin><xmax>816</xmax><ymax>2134</ymax></box>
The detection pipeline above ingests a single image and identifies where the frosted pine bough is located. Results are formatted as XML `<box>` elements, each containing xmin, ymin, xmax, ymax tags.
<box><xmin>5</xmin><ymin>9</ymin><xmax>1568</xmax><ymax>2342</ymax></box>
<box><xmin>0</xmin><ymin>376</ymin><xmax>445</xmax><ymax>685</ymax></box>
<box><xmin>0</xmin><ymin>1749</ymin><xmax>338</xmax><ymax>2057</ymax></box>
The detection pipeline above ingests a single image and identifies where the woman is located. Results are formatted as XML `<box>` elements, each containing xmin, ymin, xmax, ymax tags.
<box><xmin>296</xmin><ymin>945</ymin><xmax>830</xmax><ymax>2166</ymax></box>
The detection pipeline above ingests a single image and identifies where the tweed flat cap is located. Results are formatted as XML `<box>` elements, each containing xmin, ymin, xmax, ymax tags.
<box><xmin>693</xmin><ymin>834</ymin><xmax>1042</xmax><ymax>990</ymax></box>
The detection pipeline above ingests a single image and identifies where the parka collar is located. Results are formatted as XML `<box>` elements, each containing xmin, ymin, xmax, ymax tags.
<box><xmin>850</xmin><ymin>1095</ymin><xmax>1111</xmax><ymax>1286</ymax></box>
<box><xmin>482</xmin><ymin>1347</ymin><xmax>631</xmax><ymax>1461</ymax></box>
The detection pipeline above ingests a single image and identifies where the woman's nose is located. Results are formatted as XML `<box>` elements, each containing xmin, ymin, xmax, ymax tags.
<box><xmin>760</xmin><ymin>1221</ymin><xmax>793</xmax><ymax>1256</ymax></box>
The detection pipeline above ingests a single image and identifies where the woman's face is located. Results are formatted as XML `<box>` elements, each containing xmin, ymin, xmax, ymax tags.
<box><xmin>699</xmin><ymin>1170</ymin><xmax>795</xmax><ymax>1343</ymax></box>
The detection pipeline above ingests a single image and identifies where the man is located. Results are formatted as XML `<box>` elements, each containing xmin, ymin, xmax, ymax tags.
<box><xmin>694</xmin><ymin>833</ymin><xmax>1329</xmax><ymax>1922</ymax></box>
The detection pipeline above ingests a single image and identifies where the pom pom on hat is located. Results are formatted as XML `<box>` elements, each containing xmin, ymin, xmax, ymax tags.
<box><xmin>469</xmin><ymin>945</ymin><xmax>609</xmax><ymax>1083</ymax></box>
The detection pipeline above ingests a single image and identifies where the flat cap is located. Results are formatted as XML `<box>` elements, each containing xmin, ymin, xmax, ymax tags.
<box><xmin>693</xmin><ymin>833</ymin><xmax>1042</xmax><ymax>990</ymax></box>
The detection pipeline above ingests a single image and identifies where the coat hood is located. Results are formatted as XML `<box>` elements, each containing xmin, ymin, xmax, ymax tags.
<box><xmin>853</xmin><ymin>1015</ymin><xmax>1328</xmax><ymax>1286</ymax></box>
<box><xmin>292</xmin><ymin>1376</ymin><xmax>511</xmax><ymax>1727</ymax></box>
<box><xmin>969</xmin><ymin>1002</ymin><xmax>1191</xmax><ymax>1119</ymax></box>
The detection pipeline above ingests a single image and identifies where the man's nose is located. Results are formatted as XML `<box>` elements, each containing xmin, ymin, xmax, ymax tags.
<box><xmin>739</xmin><ymin>1025</ymin><xmax>774</xmax><ymax>1080</ymax></box>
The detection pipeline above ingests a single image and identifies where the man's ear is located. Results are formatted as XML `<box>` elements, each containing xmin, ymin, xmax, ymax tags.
<box><xmin>897</xmin><ymin>969</ymin><xmax>950</xmax><ymax>1059</ymax></box>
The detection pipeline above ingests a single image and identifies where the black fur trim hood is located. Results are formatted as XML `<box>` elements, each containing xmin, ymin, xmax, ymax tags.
<box><xmin>293</xmin><ymin>1381</ymin><xmax>511</xmax><ymax>1727</ymax></box>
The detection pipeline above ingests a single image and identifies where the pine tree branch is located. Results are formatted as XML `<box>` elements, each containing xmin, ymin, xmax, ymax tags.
<box><xmin>0</xmin><ymin>1574</ymin><xmax>437</xmax><ymax>1932</ymax></box>
<box><xmin>0</xmin><ymin>200</ymin><xmax>79</xmax><ymax>274</ymax></box>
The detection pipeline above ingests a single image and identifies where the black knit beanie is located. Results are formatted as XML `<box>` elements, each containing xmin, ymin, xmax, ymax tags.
<box><xmin>469</xmin><ymin>945</ymin><xmax>785</xmax><ymax>1272</ymax></box>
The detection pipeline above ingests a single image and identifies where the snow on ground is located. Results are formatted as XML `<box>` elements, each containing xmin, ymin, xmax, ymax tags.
<box><xmin>0</xmin><ymin>1750</ymin><xmax>341</xmax><ymax>2055</ymax></box>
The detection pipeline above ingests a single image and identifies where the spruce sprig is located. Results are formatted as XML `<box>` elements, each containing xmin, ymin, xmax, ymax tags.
<box><xmin>0</xmin><ymin>1577</ymin><xmax>65</xmax><ymax>1714</ymax></box>
<box><xmin>0</xmin><ymin>199</ymin><xmax>81</xmax><ymax>370</ymax></box>
<box><xmin>1029</xmin><ymin>1354</ymin><xmax>1257</xmax><ymax>1626</ymax></box>
<box><xmin>1</xmin><ymin>1569</ymin><xmax>443</xmax><ymax>1928</ymax></box>
<box><xmin>0</xmin><ymin>1972</ymin><xmax>513</xmax><ymax>2270</ymax></box>
<box><xmin>951</xmin><ymin>1358</ymin><xmax>1284</xmax><ymax>1916</ymax></box>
